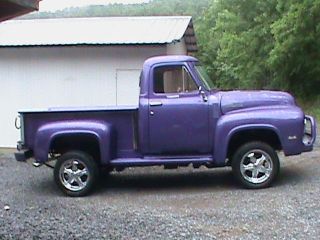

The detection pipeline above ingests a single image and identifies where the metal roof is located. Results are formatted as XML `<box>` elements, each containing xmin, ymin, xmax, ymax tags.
<box><xmin>0</xmin><ymin>16</ymin><xmax>197</xmax><ymax>48</ymax></box>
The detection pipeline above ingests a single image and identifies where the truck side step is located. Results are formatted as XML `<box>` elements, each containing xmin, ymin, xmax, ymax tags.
<box><xmin>110</xmin><ymin>156</ymin><xmax>213</xmax><ymax>167</ymax></box>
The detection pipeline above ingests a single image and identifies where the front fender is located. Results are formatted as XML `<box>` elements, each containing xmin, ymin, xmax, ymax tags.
<box><xmin>34</xmin><ymin>121</ymin><xmax>114</xmax><ymax>164</ymax></box>
<box><xmin>213</xmin><ymin>106</ymin><xmax>304</xmax><ymax>166</ymax></box>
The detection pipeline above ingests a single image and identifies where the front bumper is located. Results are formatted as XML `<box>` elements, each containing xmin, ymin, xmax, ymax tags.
<box><xmin>302</xmin><ymin>115</ymin><xmax>317</xmax><ymax>152</ymax></box>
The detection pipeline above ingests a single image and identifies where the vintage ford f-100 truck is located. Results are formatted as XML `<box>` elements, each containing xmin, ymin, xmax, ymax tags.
<box><xmin>15</xmin><ymin>55</ymin><xmax>316</xmax><ymax>196</ymax></box>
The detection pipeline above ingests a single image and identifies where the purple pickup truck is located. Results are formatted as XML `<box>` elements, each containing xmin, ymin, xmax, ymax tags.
<box><xmin>15</xmin><ymin>55</ymin><xmax>316</xmax><ymax>196</ymax></box>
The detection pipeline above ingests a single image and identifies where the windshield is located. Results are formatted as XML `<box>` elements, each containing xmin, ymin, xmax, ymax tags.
<box><xmin>195</xmin><ymin>65</ymin><xmax>215</xmax><ymax>90</ymax></box>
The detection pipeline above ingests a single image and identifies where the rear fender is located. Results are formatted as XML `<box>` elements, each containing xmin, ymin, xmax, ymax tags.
<box><xmin>34</xmin><ymin>121</ymin><xmax>114</xmax><ymax>164</ymax></box>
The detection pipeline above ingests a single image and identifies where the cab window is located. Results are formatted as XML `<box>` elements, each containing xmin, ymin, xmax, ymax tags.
<box><xmin>153</xmin><ymin>65</ymin><xmax>198</xmax><ymax>94</ymax></box>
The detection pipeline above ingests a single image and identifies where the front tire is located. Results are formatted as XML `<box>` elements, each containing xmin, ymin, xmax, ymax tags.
<box><xmin>54</xmin><ymin>151</ymin><xmax>99</xmax><ymax>197</ymax></box>
<box><xmin>232</xmin><ymin>142</ymin><xmax>280</xmax><ymax>189</ymax></box>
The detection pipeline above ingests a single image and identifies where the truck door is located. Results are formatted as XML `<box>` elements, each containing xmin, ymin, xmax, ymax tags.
<box><xmin>148</xmin><ymin>64</ymin><xmax>210</xmax><ymax>155</ymax></box>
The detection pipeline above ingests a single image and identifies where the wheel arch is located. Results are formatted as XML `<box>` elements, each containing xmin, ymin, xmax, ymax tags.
<box><xmin>214</xmin><ymin>123</ymin><xmax>283</xmax><ymax>166</ymax></box>
<box><xmin>226</xmin><ymin>126</ymin><xmax>282</xmax><ymax>165</ymax></box>
<box><xmin>33</xmin><ymin>121</ymin><xmax>115</xmax><ymax>164</ymax></box>
<box><xmin>50</xmin><ymin>132</ymin><xmax>102</xmax><ymax>164</ymax></box>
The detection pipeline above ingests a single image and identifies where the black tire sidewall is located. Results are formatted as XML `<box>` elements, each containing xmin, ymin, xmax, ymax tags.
<box><xmin>54</xmin><ymin>151</ymin><xmax>99</xmax><ymax>197</ymax></box>
<box><xmin>232</xmin><ymin>142</ymin><xmax>280</xmax><ymax>189</ymax></box>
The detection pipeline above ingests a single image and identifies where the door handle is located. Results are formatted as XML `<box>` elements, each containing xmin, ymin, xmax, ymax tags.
<box><xmin>149</xmin><ymin>101</ymin><xmax>163</xmax><ymax>107</ymax></box>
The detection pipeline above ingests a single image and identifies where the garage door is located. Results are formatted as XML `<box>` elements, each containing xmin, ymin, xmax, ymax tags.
<box><xmin>116</xmin><ymin>69</ymin><xmax>141</xmax><ymax>106</ymax></box>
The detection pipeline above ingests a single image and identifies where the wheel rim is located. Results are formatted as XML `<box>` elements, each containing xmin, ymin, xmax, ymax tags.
<box><xmin>59</xmin><ymin>159</ymin><xmax>90</xmax><ymax>192</ymax></box>
<box><xmin>240</xmin><ymin>149</ymin><xmax>273</xmax><ymax>184</ymax></box>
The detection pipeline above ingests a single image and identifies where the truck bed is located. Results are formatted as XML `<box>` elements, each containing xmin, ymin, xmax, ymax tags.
<box><xmin>20</xmin><ymin>106</ymin><xmax>139</xmax><ymax>158</ymax></box>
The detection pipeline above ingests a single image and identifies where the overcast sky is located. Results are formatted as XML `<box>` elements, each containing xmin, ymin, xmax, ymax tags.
<box><xmin>40</xmin><ymin>0</ymin><xmax>150</xmax><ymax>12</ymax></box>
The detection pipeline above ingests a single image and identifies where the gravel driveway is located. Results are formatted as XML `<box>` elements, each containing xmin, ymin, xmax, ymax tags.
<box><xmin>0</xmin><ymin>144</ymin><xmax>320</xmax><ymax>239</ymax></box>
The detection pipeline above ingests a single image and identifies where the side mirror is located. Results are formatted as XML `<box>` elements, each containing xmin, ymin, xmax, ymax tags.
<box><xmin>199</xmin><ymin>86</ymin><xmax>208</xmax><ymax>102</ymax></box>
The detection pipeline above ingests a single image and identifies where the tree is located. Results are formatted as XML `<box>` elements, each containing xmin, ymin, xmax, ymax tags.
<box><xmin>197</xmin><ymin>0</ymin><xmax>279</xmax><ymax>90</ymax></box>
<box><xmin>269</xmin><ymin>0</ymin><xmax>320</xmax><ymax>98</ymax></box>
<box><xmin>197</xmin><ymin>0</ymin><xmax>320</xmax><ymax>100</ymax></box>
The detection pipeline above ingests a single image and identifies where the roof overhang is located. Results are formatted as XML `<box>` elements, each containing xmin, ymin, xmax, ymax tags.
<box><xmin>0</xmin><ymin>0</ymin><xmax>40</xmax><ymax>22</ymax></box>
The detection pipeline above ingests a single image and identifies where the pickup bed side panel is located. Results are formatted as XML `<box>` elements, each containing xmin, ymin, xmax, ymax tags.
<box><xmin>22</xmin><ymin>109</ymin><xmax>138</xmax><ymax>163</ymax></box>
<box><xmin>34</xmin><ymin>121</ymin><xmax>114</xmax><ymax>164</ymax></box>
<box><xmin>214</xmin><ymin>106</ymin><xmax>305</xmax><ymax>166</ymax></box>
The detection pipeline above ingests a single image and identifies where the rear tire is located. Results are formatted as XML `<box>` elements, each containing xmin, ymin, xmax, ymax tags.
<box><xmin>54</xmin><ymin>151</ymin><xmax>99</xmax><ymax>197</ymax></box>
<box><xmin>232</xmin><ymin>142</ymin><xmax>279</xmax><ymax>189</ymax></box>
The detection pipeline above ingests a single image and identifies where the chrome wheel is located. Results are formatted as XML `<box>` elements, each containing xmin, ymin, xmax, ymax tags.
<box><xmin>240</xmin><ymin>149</ymin><xmax>273</xmax><ymax>184</ymax></box>
<box><xmin>59</xmin><ymin>159</ymin><xmax>90</xmax><ymax>192</ymax></box>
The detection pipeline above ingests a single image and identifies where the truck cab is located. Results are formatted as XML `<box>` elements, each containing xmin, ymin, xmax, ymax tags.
<box><xmin>15</xmin><ymin>55</ymin><xmax>316</xmax><ymax>196</ymax></box>
<box><xmin>139</xmin><ymin>56</ymin><xmax>213</xmax><ymax>156</ymax></box>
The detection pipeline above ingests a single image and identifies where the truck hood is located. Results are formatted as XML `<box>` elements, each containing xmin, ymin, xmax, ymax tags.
<box><xmin>220</xmin><ymin>90</ymin><xmax>295</xmax><ymax>114</ymax></box>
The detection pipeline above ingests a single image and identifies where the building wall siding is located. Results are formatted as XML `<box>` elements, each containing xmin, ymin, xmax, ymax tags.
<box><xmin>167</xmin><ymin>38</ymin><xmax>187</xmax><ymax>55</ymax></box>
<box><xmin>0</xmin><ymin>45</ymin><xmax>166</xmax><ymax>147</ymax></box>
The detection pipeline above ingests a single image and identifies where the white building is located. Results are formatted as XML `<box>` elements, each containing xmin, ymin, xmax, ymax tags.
<box><xmin>0</xmin><ymin>16</ymin><xmax>198</xmax><ymax>147</ymax></box>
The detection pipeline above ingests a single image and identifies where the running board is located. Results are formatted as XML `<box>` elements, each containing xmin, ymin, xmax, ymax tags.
<box><xmin>143</xmin><ymin>155</ymin><xmax>212</xmax><ymax>160</ymax></box>
<box><xmin>110</xmin><ymin>157</ymin><xmax>213</xmax><ymax>167</ymax></box>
